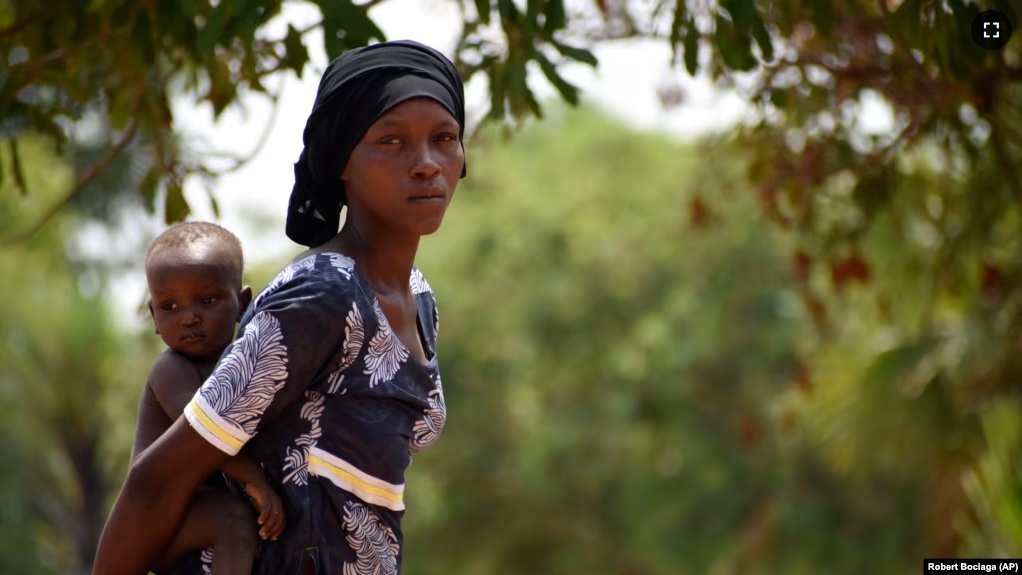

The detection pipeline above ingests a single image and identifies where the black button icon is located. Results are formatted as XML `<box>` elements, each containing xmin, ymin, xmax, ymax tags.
<box><xmin>972</xmin><ymin>10</ymin><xmax>1012</xmax><ymax>50</ymax></box>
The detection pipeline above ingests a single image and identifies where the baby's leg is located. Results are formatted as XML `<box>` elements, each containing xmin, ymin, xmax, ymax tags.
<box><xmin>154</xmin><ymin>487</ymin><xmax>260</xmax><ymax>575</ymax></box>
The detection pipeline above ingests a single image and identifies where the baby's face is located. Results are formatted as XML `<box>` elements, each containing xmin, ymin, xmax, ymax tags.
<box><xmin>146</xmin><ymin>242</ymin><xmax>243</xmax><ymax>361</ymax></box>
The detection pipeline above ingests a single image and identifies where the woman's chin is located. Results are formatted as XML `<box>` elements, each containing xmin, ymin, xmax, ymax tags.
<box><xmin>415</xmin><ymin>223</ymin><xmax>444</xmax><ymax>236</ymax></box>
<box><xmin>409</xmin><ymin>214</ymin><xmax>447</xmax><ymax>236</ymax></box>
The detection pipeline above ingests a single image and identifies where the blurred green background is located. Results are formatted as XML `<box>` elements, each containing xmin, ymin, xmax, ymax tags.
<box><xmin>3</xmin><ymin>0</ymin><xmax>1022</xmax><ymax>573</ymax></box>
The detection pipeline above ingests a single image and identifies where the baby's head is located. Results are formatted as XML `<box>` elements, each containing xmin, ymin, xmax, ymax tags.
<box><xmin>145</xmin><ymin>222</ymin><xmax>252</xmax><ymax>361</ymax></box>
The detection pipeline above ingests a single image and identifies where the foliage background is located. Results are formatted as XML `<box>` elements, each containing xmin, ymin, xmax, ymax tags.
<box><xmin>2</xmin><ymin>0</ymin><xmax>1022</xmax><ymax>573</ymax></box>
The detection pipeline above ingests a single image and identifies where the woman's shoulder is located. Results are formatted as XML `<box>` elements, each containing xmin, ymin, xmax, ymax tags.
<box><xmin>252</xmin><ymin>252</ymin><xmax>360</xmax><ymax>312</ymax></box>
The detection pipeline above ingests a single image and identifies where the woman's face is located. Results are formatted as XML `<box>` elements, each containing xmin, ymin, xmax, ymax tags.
<box><xmin>341</xmin><ymin>97</ymin><xmax>464</xmax><ymax>237</ymax></box>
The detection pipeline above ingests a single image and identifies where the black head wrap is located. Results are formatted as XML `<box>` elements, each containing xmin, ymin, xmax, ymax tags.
<box><xmin>286</xmin><ymin>40</ymin><xmax>467</xmax><ymax>247</ymax></box>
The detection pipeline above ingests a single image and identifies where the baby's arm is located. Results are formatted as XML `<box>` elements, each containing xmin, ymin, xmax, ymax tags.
<box><xmin>218</xmin><ymin>456</ymin><xmax>284</xmax><ymax>540</ymax></box>
<box><xmin>147</xmin><ymin>352</ymin><xmax>284</xmax><ymax>540</ymax></box>
<box><xmin>131</xmin><ymin>382</ymin><xmax>174</xmax><ymax>463</ymax></box>
<box><xmin>146</xmin><ymin>352</ymin><xmax>206</xmax><ymax>423</ymax></box>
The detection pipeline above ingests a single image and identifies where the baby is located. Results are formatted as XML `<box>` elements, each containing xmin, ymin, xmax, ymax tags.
<box><xmin>130</xmin><ymin>221</ymin><xmax>283</xmax><ymax>575</ymax></box>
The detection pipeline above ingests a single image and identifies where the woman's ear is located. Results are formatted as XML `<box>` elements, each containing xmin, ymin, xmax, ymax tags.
<box><xmin>238</xmin><ymin>286</ymin><xmax>254</xmax><ymax>320</ymax></box>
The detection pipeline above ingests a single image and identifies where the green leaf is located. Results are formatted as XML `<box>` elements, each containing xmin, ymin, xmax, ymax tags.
<box><xmin>283</xmin><ymin>24</ymin><xmax>310</xmax><ymax>78</ymax></box>
<box><xmin>851</xmin><ymin>169</ymin><xmax>892</xmax><ymax>221</ymax></box>
<box><xmin>231</xmin><ymin>0</ymin><xmax>263</xmax><ymax>43</ymax></box>
<box><xmin>498</xmin><ymin>0</ymin><xmax>521</xmax><ymax>24</ymax></box>
<box><xmin>504</xmin><ymin>47</ymin><xmax>541</xmax><ymax>119</ymax></box>
<box><xmin>947</xmin><ymin>0</ymin><xmax>985</xmax><ymax>80</ymax></box>
<box><xmin>208</xmin><ymin>188</ymin><xmax>221</xmax><ymax>220</ymax></box>
<box><xmin>196</xmin><ymin>1</ymin><xmax>233</xmax><ymax>63</ymax></box>
<box><xmin>474</xmin><ymin>0</ymin><xmax>491</xmax><ymax>24</ymax></box>
<box><xmin>714</xmin><ymin>15</ymin><xmax>755</xmax><ymax>72</ymax></box>
<box><xmin>683</xmin><ymin>16</ymin><xmax>699</xmax><ymax>76</ymax></box>
<box><xmin>669</xmin><ymin>0</ymin><xmax>687</xmax><ymax>58</ymax></box>
<box><xmin>542</xmin><ymin>0</ymin><xmax>566</xmax><ymax>37</ymax></box>
<box><xmin>809</xmin><ymin>0</ymin><xmax>834</xmax><ymax>36</ymax></box>
<box><xmin>130</xmin><ymin>10</ymin><xmax>157</xmax><ymax>66</ymax></box>
<box><xmin>163</xmin><ymin>180</ymin><xmax>190</xmax><ymax>224</ymax></box>
<box><xmin>770</xmin><ymin>89</ymin><xmax>787</xmax><ymax>108</ymax></box>
<box><xmin>0</xmin><ymin>3</ymin><xmax>12</xmax><ymax>29</ymax></box>
<box><xmin>863</xmin><ymin>339</ymin><xmax>938</xmax><ymax>390</ymax></box>
<box><xmin>207</xmin><ymin>59</ymin><xmax>237</xmax><ymax>118</ymax></box>
<box><xmin>313</xmin><ymin>0</ymin><xmax>386</xmax><ymax>57</ymax></box>
<box><xmin>334</xmin><ymin>0</ymin><xmax>387</xmax><ymax>45</ymax></box>
<box><xmin>552</xmin><ymin>40</ymin><xmax>597</xmax><ymax>67</ymax></box>
<box><xmin>139</xmin><ymin>167</ymin><xmax>160</xmax><ymax>213</ymax></box>
<box><xmin>525</xmin><ymin>0</ymin><xmax>541</xmax><ymax>30</ymax></box>
<box><xmin>486</xmin><ymin>59</ymin><xmax>508</xmax><ymax>122</ymax></box>
<box><xmin>9</xmin><ymin>139</ymin><xmax>26</xmax><ymax>196</ymax></box>
<box><xmin>525</xmin><ymin>90</ymin><xmax>543</xmax><ymax>118</ymax></box>
<box><xmin>750</xmin><ymin>13</ymin><xmax>774</xmax><ymax>62</ymax></box>
<box><xmin>533</xmin><ymin>49</ymin><xmax>579</xmax><ymax>105</ymax></box>
<box><xmin>773</xmin><ymin>0</ymin><xmax>797</xmax><ymax>34</ymax></box>
<box><xmin>722</xmin><ymin>0</ymin><xmax>755</xmax><ymax>35</ymax></box>
<box><xmin>316</xmin><ymin>21</ymin><xmax>343</xmax><ymax>58</ymax></box>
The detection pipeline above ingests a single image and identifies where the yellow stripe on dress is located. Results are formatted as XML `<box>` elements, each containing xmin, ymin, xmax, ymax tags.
<box><xmin>308</xmin><ymin>447</ymin><xmax>405</xmax><ymax>511</ymax></box>
<box><xmin>184</xmin><ymin>398</ymin><xmax>246</xmax><ymax>455</ymax></box>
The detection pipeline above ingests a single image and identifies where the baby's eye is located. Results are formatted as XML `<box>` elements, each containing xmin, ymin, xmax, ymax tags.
<box><xmin>201</xmin><ymin>297</ymin><xmax>218</xmax><ymax>305</ymax></box>
<box><xmin>160</xmin><ymin>302</ymin><xmax>177</xmax><ymax>311</ymax></box>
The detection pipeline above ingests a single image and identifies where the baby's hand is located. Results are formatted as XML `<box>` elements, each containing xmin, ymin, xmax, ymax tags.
<box><xmin>244</xmin><ymin>480</ymin><xmax>285</xmax><ymax>541</ymax></box>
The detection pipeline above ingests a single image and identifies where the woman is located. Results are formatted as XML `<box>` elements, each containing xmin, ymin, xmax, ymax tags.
<box><xmin>93</xmin><ymin>39</ymin><xmax>466</xmax><ymax>575</ymax></box>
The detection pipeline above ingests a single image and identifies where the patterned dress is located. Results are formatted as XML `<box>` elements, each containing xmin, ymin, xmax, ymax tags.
<box><xmin>174</xmin><ymin>252</ymin><xmax>446</xmax><ymax>575</ymax></box>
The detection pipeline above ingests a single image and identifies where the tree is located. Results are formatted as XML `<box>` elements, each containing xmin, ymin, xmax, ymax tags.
<box><xmin>397</xmin><ymin>107</ymin><xmax>935</xmax><ymax>574</ymax></box>
<box><xmin>0</xmin><ymin>137</ymin><xmax>161</xmax><ymax>574</ymax></box>
<box><xmin>4</xmin><ymin>0</ymin><xmax>1019</xmax><ymax>241</ymax></box>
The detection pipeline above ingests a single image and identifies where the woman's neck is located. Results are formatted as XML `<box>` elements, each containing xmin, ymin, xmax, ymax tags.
<box><xmin>331</xmin><ymin>222</ymin><xmax>419</xmax><ymax>295</ymax></box>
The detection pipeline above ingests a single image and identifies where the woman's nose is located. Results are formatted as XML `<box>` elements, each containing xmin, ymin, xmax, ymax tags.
<box><xmin>411</xmin><ymin>144</ymin><xmax>441</xmax><ymax>178</ymax></box>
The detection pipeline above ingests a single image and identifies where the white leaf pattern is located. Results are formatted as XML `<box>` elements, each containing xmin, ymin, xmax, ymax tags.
<box><xmin>409</xmin><ymin>268</ymin><xmax>431</xmax><ymax>295</ymax></box>
<box><xmin>282</xmin><ymin>390</ymin><xmax>326</xmax><ymax>486</ymax></box>
<box><xmin>342</xmin><ymin>500</ymin><xmax>399</xmax><ymax>575</ymax></box>
<box><xmin>431</xmin><ymin>294</ymin><xmax>439</xmax><ymax>337</ymax></box>
<box><xmin>329</xmin><ymin>253</ymin><xmax>355</xmax><ymax>279</ymax></box>
<box><xmin>328</xmin><ymin>303</ymin><xmax>365</xmax><ymax>394</ymax></box>
<box><xmin>198</xmin><ymin>313</ymin><xmax>289</xmax><ymax>435</ymax></box>
<box><xmin>254</xmin><ymin>256</ymin><xmax>316</xmax><ymax>308</ymax></box>
<box><xmin>200</xmin><ymin>547</ymin><xmax>214</xmax><ymax>574</ymax></box>
<box><xmin>363</xmin><ymin>300</ymin><xmax>407</xmax><ymax>388</ymax></box>
<box><xmin>411</xmin><ymin>376</ymin><xmax>446</xmax><ymax>453</ymax></box>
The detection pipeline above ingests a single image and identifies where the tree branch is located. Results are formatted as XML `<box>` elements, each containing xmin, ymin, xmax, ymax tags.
<box><xmin>207</xmin><ymin>77</ymin><xmax>286</xmax><ymax>177</ymax></box>
<box><xmin>0</xmin><ymin>9</ymin><xmax>47</xmax><ymax>43</ymax></box>
<box><xmin>359</xmin><ymin>0</ymin><xmax>389</xmax><ymax>11</ymax></box>
<box><xmin>0</xmin><ymin>116</ymin><xmax>141</xmax><ymax>248</ymax></box>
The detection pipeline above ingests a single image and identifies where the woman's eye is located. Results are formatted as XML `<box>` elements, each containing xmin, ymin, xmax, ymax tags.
<box><xmin>379</xmin><ymin>136</ymin><xmax>403</xmax><ymax>145</ymax></box>
<box><xmin>435</xmin><ymin>133</ymin><xmax>458</xmax><ymax>142</ymax></box>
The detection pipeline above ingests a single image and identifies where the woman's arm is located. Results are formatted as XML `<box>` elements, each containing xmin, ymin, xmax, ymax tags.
<box><xmin>92</xmin><ymin>416</ymin><xmax>229</xmax><ymax>575</ymax></box>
